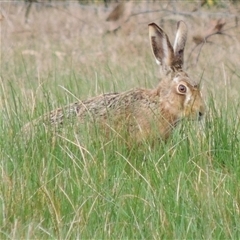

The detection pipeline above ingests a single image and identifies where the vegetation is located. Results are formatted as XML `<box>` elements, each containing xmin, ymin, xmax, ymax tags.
<box><xmin>1</xmin><ymin>1</ymin><xmax>240</xmax><ymax>239</ymax></box>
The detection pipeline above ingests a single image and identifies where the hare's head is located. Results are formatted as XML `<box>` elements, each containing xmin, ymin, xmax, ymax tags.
<box><xmin>149</xmin><ymin>21</ymin><xmax>205</xmax><ymax>121</ymax></box>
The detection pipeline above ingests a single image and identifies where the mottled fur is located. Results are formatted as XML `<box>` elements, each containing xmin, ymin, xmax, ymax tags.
<box><xmin>23</xmin><ymin>21</ymin><xmax>205</xmax><ymax>142</ymax></box>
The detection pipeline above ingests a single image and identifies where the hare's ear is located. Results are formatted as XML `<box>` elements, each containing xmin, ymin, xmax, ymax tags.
<box><xmin>173</xmin><ymin>21</ymin><xmax>188</xmax><ymax>68</ymax></box>
<box><xmin>148</xmin><ymin>23</ymin><xmax>174</xmax><ymax>71</ymax></box>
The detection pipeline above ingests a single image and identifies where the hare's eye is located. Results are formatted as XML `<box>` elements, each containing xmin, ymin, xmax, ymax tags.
<box><xmin>178</xmin><ymin>84</ymin><xmax>187</xmax><ymax>94</ymax></box>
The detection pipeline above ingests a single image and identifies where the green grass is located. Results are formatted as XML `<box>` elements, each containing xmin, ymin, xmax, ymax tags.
<box><xmin>1</xmin><ymin>80</ymin><xmax>240</xmax><ymax>239</ymax></box>
<box><xmin>1</xmin><ymin>2</ymin><xmax>240</xmax><ymax>239</ymax></box>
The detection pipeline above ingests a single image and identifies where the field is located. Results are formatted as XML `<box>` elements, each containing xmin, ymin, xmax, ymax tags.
<box><xmin>1</xmin><ymin>1</ymin><xmax>240</xmax><ymax>239</ymax></box>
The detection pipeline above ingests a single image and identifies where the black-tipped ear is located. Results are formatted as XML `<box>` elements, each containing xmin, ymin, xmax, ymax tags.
<box><xmin>148</xmin><ymin>23</ymin><xmax>174</xmax><ymax>71</ymax></box>
<box><xmin>173</xmin><ymin>21</ymin><xmax>188</xmax><ymax>68</ymax></box>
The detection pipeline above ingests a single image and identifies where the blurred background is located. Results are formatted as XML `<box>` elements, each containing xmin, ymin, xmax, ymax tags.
<box><xmin>1</xmin><ymin>1</ymin><xmax>240</xmax><ymax>119</ymax></box>
<box><xmin>1</xmin><ymin>2</ymin><xmax>240</xmax><ymax>238</ymax></box>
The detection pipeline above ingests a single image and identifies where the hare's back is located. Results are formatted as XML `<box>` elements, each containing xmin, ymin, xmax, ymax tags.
<box><xmin>78</xmin><ymin>88</ymin><xmax>156</xmax><ymax>117</ymax></box>
<box><xmin>48</xmin><ymin>92</ymin><xmax>121</xmax><ymax>125</ymax></box>
<box><xmin>46</xmin><ymin>88</ymin><xmax>157</xmax><ymax>127</ymax></box>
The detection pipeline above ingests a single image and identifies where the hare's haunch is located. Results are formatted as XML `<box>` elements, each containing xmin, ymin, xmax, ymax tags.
<box><xmin>24</xmin><ymin>21</ymin><xmax>205</xmax><ymax>142</ymax></box>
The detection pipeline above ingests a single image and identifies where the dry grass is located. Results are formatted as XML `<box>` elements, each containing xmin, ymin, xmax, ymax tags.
<box><xmin>1</xmin><ymin>1</ymin><xmax>240</xmax><ymax>239</ymax></box>
<box><xmin>1</xmin><ymin>1</ymin><xmax>240</xmax><ymax>112</ymax></box>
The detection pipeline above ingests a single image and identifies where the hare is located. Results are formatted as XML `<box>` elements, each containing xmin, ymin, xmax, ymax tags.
<box><xmin>24</xmin><ymin>21</ymin><xmax>205</xmax><ymax>143</ymax></box>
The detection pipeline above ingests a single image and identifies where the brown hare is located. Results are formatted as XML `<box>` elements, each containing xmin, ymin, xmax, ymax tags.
<box><xmin>24</xmin><ymin>21</ymin><xmax>205</xmax><ymax>143</ymax></box>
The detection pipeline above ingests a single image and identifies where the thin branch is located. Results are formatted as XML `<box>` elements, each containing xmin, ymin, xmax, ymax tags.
<box><xmin>189</xmin><ymin>18</ymin><xmax>238</xmax><ymax>66</ymax></box>
<box><xmin>130</xmin><ymin>8</ymin><xmax>237</xmax><ymax>19</ymax></box>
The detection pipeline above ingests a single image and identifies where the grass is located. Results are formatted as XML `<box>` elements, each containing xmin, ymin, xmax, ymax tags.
<box><xmin>1</xmin><ymin>1</ymin><xmax>240</xmax><ymax>239</ymax></box>
<box><xmin>2</xmin><ymin>107</ymin><xmax>240</xmax><ymax>239</ymax></box>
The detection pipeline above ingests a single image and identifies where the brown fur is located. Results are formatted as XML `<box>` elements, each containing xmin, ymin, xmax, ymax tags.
<box><xmin>23</xmin><ymin>21</ymin><xmax>205</xmax><ymax>143</ymax></box>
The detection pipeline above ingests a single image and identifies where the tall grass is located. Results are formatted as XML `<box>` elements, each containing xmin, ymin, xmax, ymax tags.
<box><xmin>1</xmin><ymin>2</ymin><xmax>240</xmax><ymax>239</ymax></box>
<box><xmin>1</xmin><ymin>90</ymin><xmax>240</xmax><ymax>239</ymax></box>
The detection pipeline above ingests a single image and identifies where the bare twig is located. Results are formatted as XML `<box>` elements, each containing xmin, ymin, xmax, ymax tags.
<box><xmin>188</xmin><ymin>18</ymin><xmax>238</xmax><ymax>66</ymax></box>
<box><xmin>25</xmin><ymin>0</ymin><xmax>38</xmax><ymax>23</ymax></box>
<box><xmin>130</xmin><ymin>8</ymin><xmax>237</xmax><ymax>19</ymax></box>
